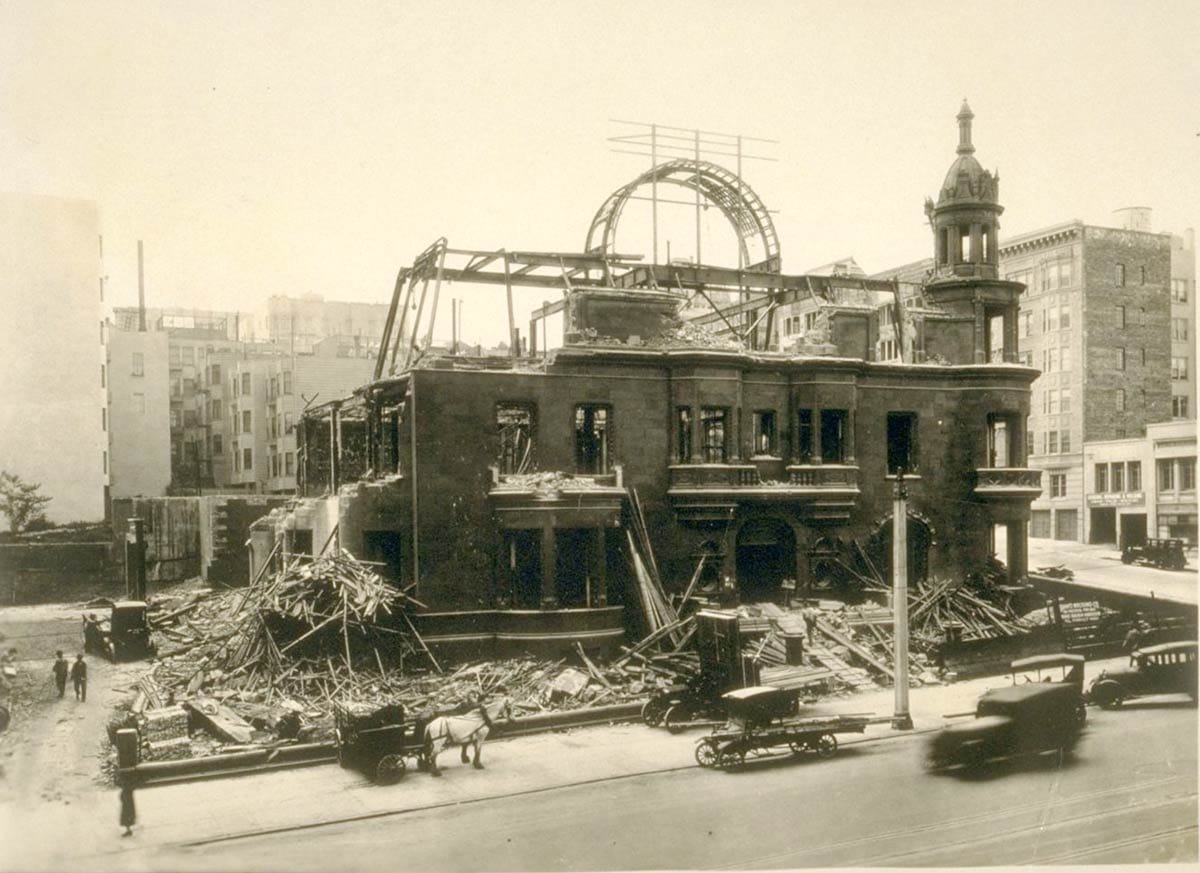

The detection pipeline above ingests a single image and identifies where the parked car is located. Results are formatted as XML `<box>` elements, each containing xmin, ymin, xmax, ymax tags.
<box><xmin>1087</xmin><ymin>641</ymin><xmax>1197</xmax><ymax>709</ymax></box>
<box><xmin>83</xmin><ymin>601</ymin><xmax>157</xmax><ymax>662</ymax></box>
<box><xmin>1121</xmin><ymin>538</ymin><xmax>1188</xmax><ymax>570</ymax></box>
<box><xmin>927</xmin><ymin>682</ymin><xmax>1083</xmax><ymax>770</ymax></box>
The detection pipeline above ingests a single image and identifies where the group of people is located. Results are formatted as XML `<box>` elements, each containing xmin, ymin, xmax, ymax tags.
<box><xmin>53</xmin><ymin>647</ymin><xmax>135</xmax><ymax>836</ymax></box>
<box><xmin>51</xmin><ymin>651</ymin><xmax>88</xmax><ymax>701</ymax></box>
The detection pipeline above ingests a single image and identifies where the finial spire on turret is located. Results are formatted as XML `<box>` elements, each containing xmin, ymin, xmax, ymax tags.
<box><xmin>957</xmin><ymin>99</ymin><xmax>975</xmax><ymax>155</ymax></box>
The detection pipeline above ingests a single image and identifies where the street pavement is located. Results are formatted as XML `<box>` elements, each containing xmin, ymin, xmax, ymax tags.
<box><xmin>1028</xmin><ymin>537</ymin><xmax>1198</xmax><ymax>606</ymax></box>
<box><xmin>39</xmin><ymin>655</ymin><xmax>1195</xmax><ymax>871</ymax></box>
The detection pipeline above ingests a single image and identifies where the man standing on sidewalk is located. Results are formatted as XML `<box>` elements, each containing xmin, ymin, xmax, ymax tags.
<box><xmin>70</xmin><ymin>653</ymin><xmax>87</xmax><ymax>702</ymax></box>
<box><xmin>52</xmin><ymin>650</ymin><xmax>69</xmax><ymax>699</ymax></box>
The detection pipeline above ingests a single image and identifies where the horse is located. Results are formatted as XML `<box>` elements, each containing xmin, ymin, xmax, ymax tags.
<box><xmin>422</xmin><ymin>698</ymin><xmax>513</xmax><ymax>776</ymax></box>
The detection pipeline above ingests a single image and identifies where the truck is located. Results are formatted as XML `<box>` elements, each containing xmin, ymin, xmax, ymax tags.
<box><xmin>83</xmin><ymin>601</ymin><xmax>157</xmax><ymax>662</ymax></box>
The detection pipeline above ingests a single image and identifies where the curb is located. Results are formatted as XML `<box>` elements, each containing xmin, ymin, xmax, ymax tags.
<box><xmin>172</xmin><ymin>722</ymin><xmax>937</xmax><ymax>849</ymax></box>
<box><xmin>129</xmin><ymin>701</ymin><xmax>645</xmax><ymax>786</ymax></box>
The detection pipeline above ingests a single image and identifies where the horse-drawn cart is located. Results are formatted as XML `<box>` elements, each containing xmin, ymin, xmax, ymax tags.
<box><xmin>333</xmin><ymin>702</ymin><xmax>425</xmax><ymax>784</ymax></box>
<box><xmin>694</xmin><ymin>686</ymin><xmax>870</xmax><ymax>769</ymax></box>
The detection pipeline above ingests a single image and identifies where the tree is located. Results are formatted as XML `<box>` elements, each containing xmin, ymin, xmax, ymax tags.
<box><xmin>0</xmin><ymin>471</ymin><xmax>52</xmax><ymax>534</ymax></box>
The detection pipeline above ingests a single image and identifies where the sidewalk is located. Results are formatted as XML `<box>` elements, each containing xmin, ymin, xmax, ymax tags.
<box><xmin>33</xmin><ymin>656</ymin><xmax>1129</xmax><ymax>871</ymax></box>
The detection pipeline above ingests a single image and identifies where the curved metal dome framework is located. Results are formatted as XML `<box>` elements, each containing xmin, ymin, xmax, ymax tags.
<box><xmin>584</xmin><ymin>159</ymin><xmax>781</xmax><ymax>271</ymax></box>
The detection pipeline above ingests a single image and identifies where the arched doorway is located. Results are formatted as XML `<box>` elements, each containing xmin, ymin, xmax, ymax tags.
<box><xmin>869</xmin><ymin>515</ymin><xmax>933</xmax><ymax>585</ymax></box>
<box><xmin>736</xmin><ymin>517</ymin><xmax>796</xmax><ymax>602</ymax></box>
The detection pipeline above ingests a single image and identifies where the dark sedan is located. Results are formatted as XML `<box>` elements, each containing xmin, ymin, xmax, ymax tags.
<box><xmin>1088</xmin><ymin>641</ymin><xmax>1197</xmax><ymax>709</ymax></box>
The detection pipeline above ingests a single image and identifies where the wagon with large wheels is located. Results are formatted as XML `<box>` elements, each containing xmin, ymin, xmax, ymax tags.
<box><xmin>694</xmin><ymin>686</ymin><xmax>870</xmax><ymax>770</ymax></box>
<box><xmin>333</xmin><ymin>702</ymin><xmax>425</xmax><ymax>785</ymax></box>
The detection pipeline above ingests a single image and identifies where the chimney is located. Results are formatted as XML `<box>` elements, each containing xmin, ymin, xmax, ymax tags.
<box><xmin>137</xmin><ymin>240</ymin><xmax>147</xmax><ymax>332</ymax></box>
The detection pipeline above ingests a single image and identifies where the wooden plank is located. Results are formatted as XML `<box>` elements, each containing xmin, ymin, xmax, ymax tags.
<box><xmin>813</xmin><ymin>618</ymin><xmax>892</xmax><ymax>677</ymax></box>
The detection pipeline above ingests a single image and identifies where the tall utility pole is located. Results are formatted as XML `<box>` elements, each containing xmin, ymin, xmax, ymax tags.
<box><xmin>892</xmin><ymin>470</ymin><xmax>914</xmax><ymax>730</ymax></box>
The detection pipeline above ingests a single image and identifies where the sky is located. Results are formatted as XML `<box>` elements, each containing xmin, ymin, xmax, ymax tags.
<box><xmin>2</xmin><ymin>0</ymin><xmax>1197</xmax><ymax>346</ymax></box>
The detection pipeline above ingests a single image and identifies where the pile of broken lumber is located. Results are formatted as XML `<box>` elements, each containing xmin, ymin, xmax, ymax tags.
<box><xmin>624</xmin><ymin>489</ymin><xmax>686</xmax><ymax>648</ymax></box>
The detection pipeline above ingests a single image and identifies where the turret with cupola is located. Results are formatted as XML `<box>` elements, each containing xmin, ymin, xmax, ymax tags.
<box><xmin>921</xmin><ymin>101</ymin><xmax>1024</xmax><ymax>365</ymax></box>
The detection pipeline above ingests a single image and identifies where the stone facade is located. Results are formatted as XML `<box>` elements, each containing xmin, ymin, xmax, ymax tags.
<box><xmin>281</xmin><ymin>104</ymin><xmax>1041</xmax><ymax>654</ymax></box>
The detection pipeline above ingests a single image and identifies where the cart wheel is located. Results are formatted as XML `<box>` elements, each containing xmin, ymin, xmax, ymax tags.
<box><xmin>695</xmin><ymin>739</ymin><xmax>720</xmax><ymax>768</ymax></box>
<box><xmin>718</xmin><ymin>747</ymin><xmax>745</xmax><ymax>769</ymax></box>
<box><xmin>641</xmin><ymin>697</ymin><xmax>669</xmax><ymax>728</ymax></box>
<box><xmin>375</xmin><ymin>754</ymin><xmax>407</xmax><ymax>785</ymax></box>
<box><xmin>664</xmin><ymin>706</ymin><xmax>688</xmax><ymax>734</ymax></box>
<box><xmin>788</xmin><ymin>740</ymin><xmax>805</xmax><ymax>755</ymax></box>
<box><xmin>815</xmin><ymin>733</ymin><xmax>838</xmax><ymax>759</ymax></box>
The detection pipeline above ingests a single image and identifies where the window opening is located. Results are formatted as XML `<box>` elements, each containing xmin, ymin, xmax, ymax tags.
<box><xmin>886</xmin><ymin>412</ymin><xmax>918</xmax><ymax>474</ymax></box>
<box><xmin>700</xmin><ymin>407</ymin><xmax>728</xmax><ymax>464</ymax></box>
<box><xmin>497</xmin><ymin>404</ymin><xmax>534</xmax><ymax>475</ymax></box>
<box><xmin>574</xmin><ymin>405</ymin><xmax>610</xmax><ymax>474</ymax></box>
<box><xmin>821</xmin><ymin>410</ymin><xmax>847</xmax><ymax>463</ymax></box>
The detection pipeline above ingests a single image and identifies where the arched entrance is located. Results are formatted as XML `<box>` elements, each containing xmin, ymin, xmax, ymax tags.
<box><xmin>736</xmin><ymin>517</ymin><xmax>796</xmax><ymax>602</ymax></box>
<box><xmin>869</xmin><ymin>515</ymin><xmax>934</xmax><ymax>585</ymax></box>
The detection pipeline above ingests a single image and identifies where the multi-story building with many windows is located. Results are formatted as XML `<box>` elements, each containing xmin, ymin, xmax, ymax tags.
<box><xmin>114</xmin><ymin>298</ymin><xmax>387</xmax><ymax>493</ymax></box>
<box><xmin>1169</xmin><ymin>228</ymin><xmax>1196</xmax><ymax>421</ymax></box>
<box><xmin>202</xmin><ymin>336</ymin><xmax>375</xmax><ymax>494</ymax></box>
<box><xmin>1000</xmin><ymin>212</ymin><xmax>1181</xmax><ymax>543</ymax></box>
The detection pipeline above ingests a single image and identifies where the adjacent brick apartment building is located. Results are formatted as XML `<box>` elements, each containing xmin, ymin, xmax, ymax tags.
<box><xmin>273</xmin><ymin>104</ymin><xmax>1042</xmax><ymax>655</ymax></box>
<box><xmin>1000</xmin><ymin>213</ymin><xmax>1184</xmax><ymax>544</ymax></box>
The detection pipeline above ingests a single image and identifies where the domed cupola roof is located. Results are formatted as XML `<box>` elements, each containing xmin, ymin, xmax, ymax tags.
<box><xmin>935</xmin><ymin>101</ymin><xmax>999</xmax><ymax>206</ymax></box>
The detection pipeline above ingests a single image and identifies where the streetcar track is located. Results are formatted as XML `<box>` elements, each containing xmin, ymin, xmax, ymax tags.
<box><xmin>710</xmin><ymin>775</ymin><xmax>1194</xmax><ymax>869</ymax></box>
<box><xmin>1034</xmin><ymin>823</ymin><xmax>1198</xmax><ymax>864</ymax></box>
<box><xmin>853</xmin><ymin>792</ymin><xmax>1196</xmax><ymax>867</ymax></box>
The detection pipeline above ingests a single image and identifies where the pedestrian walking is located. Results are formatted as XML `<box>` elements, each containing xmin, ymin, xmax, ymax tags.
<box><xmin>119</xmin><ymin>778</ymin><xmax>137</xmax><ymax>837</ymax></box>
<box><xmin>52</xmin><ymin>650</ymin><xmax>69</xmax><ymax>699</ymax></box>
<box><xmin>70</xmin><ymin>653</ymin><xmax>88</xmax><ymax>702</ymax></box>
<box><xmin>1123</xmin><ymin>622</ymin><xmax>1145</xmax><ymax>666</ymax></box>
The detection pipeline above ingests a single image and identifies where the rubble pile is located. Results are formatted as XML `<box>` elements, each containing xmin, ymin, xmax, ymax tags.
<box><xmin>132</xmin><ymin>554</ymin><xmax>701</xmax><ymax>757</ymax></box>
<box><xmin>1035</xmin><ymin>564</ymin><xmax>1076</xmax><ymax>580</ymax></box>
<box><xmin>648</xmin><ymin>319</ymin><xmax>743</xmax><ymax>351</ymax></box>
<box><xmin>493</xmin><ymin>472</ymin><xmax>604</xmax><ymax>494</ymax></box>
<box><xmin>860</xmin><ymin>575</ymin><xmax>1031</xmax><ymax>651</ymax></box>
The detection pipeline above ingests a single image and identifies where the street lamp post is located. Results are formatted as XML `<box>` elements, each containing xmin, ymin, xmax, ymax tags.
<box><xmin>892</xmin><ymin>469</ymin><xmax>913</xmax><ymax>730</ymax></box>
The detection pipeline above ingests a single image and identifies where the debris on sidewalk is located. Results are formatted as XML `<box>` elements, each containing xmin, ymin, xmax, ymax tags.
<box><xmin>1035</xmin><ymin>564</ymin><xmax>1076</xmax><ymax>580</ymax></box>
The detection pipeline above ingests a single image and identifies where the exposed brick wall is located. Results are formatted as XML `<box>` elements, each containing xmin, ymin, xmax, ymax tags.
<box><xmin>1080</xmin><ymin>227</ymin><xmax>1172</xmax><ymax>442</ymax></box>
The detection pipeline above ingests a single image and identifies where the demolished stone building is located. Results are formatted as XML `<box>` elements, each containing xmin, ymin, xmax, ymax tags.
<box><xmin>264</xmin><ymin>105</ymin><xmax>1042</xmax><ymax>657</ymax></box>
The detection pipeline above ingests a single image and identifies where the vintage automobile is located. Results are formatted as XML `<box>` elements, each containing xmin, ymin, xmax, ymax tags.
<box><xmin>83</xmin><ymin>601</ymin><xmax>157</xmax><ymax>662</ymax></box>
<box><xmin>642</xmin><ymin>671</ymin><xmax>730</xmax><ymax>733</ymax></box>
<box><xmin>927</xmin><ymin>681</ymin><xmax>1083</xmax><ymax>770</ymax></box>
<box><xmin>1121</xmin><ymin>538</ymin><xmax>1188</xmax><ymax>570</ymax></box>
<box><xmin>1008</xmin><ymin>653</ymin><xmax>1087</xmax><ymax>725</ymax></box>
<box><xmin>694</xmin><ymin>686</ymin><xmax>869</xmax><ymax>769</ymax></box>
<box><xmin>1087</xmin><ymin>641</ymin><xmax>1198</xmax><ymax>709</ymax></box>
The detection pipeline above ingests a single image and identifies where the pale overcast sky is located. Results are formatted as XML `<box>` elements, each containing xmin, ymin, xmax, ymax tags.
<box><xmin>2</xmin><ymin>1</ymin><xmax>1197</xmax><ymax>345</ymax></box>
